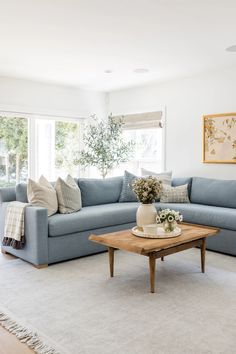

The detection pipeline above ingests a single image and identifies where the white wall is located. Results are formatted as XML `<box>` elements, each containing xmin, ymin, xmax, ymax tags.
<box><xmin>0</xmin><ymin>76</ymin><xmax>106</xmax><ymax>119</ymax></box>
<box><xmin>108</xmin><ymin>65</ymin><xmax>236</xmax><ymax>179</ymax></box>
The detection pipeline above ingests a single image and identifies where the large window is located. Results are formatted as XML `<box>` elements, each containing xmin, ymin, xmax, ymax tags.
<box><xmin>0</xmin><ymin>116</ymin><xmax>28</xmax><ymax>187</ymax></box>
<box><xmin>35</xmin><ymin>119</ymin><xmax>80</xmax><ymax>180</ymax></box>
<box><xmin>0</xmin><ymin>114</ymin><xmax>81</xmax><ymax>186</ymax></box>
<box><xmin>0</xmin><ymin>111</ymin><xmax>164</xmax><ymax>185</ymax></box>
<box><xmin>111</xmin><ymin>111</ymin><xmax>164</xmax><ymax>176</ymax></box>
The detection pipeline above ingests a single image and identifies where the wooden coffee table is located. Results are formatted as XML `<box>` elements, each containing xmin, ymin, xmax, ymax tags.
<box><xmin>89</xmin><ymin>223</ymin><xmax>219</xmax><ymax>293</ymax></box>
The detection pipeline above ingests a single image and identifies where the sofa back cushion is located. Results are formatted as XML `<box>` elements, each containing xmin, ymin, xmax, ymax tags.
<box><xmin>16</xmin><ymin>183</ymin><xmax>28</xmax><ymax>203</ymax></box>
<box><xmin>78</xmin><ymin>177</ymin><xmax>123</xmax><ymax>206</ymax></box>
<box><xmin>191</xmin><ymin>177</ymin><xmax>236</xmax><ymax>208</ymax></box>
<box><xmin>0</xmin><ymin>187</ymin><xmax>16</xmax><ymax>203</ymax></box>
<box><xmin>171</xmin><ymin>177</ymin><xmax>192</xmax><ymax>197</ymax></box>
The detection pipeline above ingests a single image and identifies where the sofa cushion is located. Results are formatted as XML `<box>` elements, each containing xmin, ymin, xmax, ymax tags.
<box><xmin>48</xmin><ymin>202</ymin><xmax>139</xmax><ymax>236</ymax></box>
<box><xmin>191</xmin><ymin>177</ymin><xmax>236</xmax><ymax>208</ymax></box>
<box><xmin>157</xmin><ymin>202</ymin><xmax>236</xmax><ymax>231</ymax></box>
<box><xmin>16</xmin><ymin>183</ymin><xmax>28</xmax><ymax>203</ymax></box>
<box><xmin>78</xmin><ymin>177</ymin><xmax>123</xmax><ymax>207</ymax></box>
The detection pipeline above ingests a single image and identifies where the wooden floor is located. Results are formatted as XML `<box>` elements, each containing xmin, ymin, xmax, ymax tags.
<box><xmin>0</xmin><ymin>252</ymin><xmax>34</xmax><ymax>354</ymax></box>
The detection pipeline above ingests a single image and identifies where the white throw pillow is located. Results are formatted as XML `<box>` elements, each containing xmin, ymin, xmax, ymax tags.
<box><xmin>141</xmin><ymin>168</ymin><xmax>172</xmax><ymax>186</ymax></box>
<box><xmin>27</xmin><ymin>175</ymin><xmax>58</xmax><ymax>216</ymax></box>
<box><xmin>55</xmin><ymin>175</ymin><xmax>82</xmax><ymax>214</ymax></box>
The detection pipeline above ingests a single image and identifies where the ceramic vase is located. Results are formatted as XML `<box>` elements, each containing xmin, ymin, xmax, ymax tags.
<box><xmin>136</xmin><ymin>203</ymin><xmax>157</xmax><ymax>231</ymax></box>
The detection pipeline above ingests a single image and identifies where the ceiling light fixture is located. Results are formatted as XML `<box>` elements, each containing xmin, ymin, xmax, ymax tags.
<box><xmin>226</xmin><ymin>45</ymin><xmax>236</xmax><ymax>52</ymax></box>
<box><xmin>104</xmin><ymin>69</ymin><xmax>113</xmax><ymax>74</ymax></box>
<box><xmin>134</xmin><ymin>68</ymin><xmax>149</xmax><ymax>73</ymax></box>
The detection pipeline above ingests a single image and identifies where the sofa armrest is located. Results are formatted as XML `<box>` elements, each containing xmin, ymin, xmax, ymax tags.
<box><xmin>24</xmin><ymin>206</ymin><xmax>49</xmax><ymax>265</ymax></box>
<box><xmin>1</xmin><ymin>205</ymin><xmax>49</xmax><ymax>266</ymax></box>
<box><xmin>0</xmin><ymin>187</ymin><xmax>16</xmax><ymax>203</ymax></box>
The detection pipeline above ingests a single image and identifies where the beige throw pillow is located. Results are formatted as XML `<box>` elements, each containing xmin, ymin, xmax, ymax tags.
<box><xmin>27</xmin><ymin>175</ymin><xmax>58</xmax><ymax>216</ymax></box>
<box><xmin>55</xmin><ymin>175</ymin><xmax>82</xmax><ymax>214</ymax></box>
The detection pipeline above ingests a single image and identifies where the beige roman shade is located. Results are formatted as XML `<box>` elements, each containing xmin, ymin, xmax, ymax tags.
<box><xmin>113</xmin><ymin>111</ymin><xmax>163</xmax><ymax>130</ymax></box>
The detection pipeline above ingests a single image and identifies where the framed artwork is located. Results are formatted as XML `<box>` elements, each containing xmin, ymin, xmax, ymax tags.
<box><xmin>203</xmin><ymin>112</ymin><xmax>236</xmax><ymax>163</ymax></box>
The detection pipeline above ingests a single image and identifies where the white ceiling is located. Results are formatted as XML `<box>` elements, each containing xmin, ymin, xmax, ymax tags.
<box><xmin>0</xmin><ymin>0</ymin><xmax>236</xmax><ymax>92</ymax></box>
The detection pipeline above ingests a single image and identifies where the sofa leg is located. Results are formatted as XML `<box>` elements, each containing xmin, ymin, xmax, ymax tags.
<box><xmin>33</xmin><ymin>264</ymin><xmax>48</xmax><ymax>269</ymax></box>
<box><xmin>1</xmin><ymin>248</ymin><xmax>8</xmax><ymax>254</ymax></box>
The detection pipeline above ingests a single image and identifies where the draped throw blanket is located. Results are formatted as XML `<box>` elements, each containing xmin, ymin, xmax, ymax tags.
<box><xmin>2</xmin><ymin>201</ymin><xmax>29</xmax><ymax>249</ymax></box>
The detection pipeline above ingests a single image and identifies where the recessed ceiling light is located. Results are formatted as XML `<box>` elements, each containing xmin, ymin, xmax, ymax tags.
<box><xmin>104</xmin><ymin>69</ymin><xmax>113</xmax><ymax>74</ymax></box>
<box><xmin>134</xmin><ymin>68</ymin><xmax>149</xmax><ymax>73</ymax></box>
<box><xmin>226</xmin><ymin>45</ymin><xmax>236</xmax><ymax>52</ymax></box>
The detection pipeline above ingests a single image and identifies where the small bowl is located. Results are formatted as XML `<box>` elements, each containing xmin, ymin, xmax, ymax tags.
<box><xmin>143</xmin><ymin>224</ymin><xmax>158</xmax><ymax>235</ymax></box>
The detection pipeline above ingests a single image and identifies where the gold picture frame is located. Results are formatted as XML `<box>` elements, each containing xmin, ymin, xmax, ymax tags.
<box><xmin>203</xmin><ymin>112</ymin><xmax>236</xmax><ymax>164</ymax></box>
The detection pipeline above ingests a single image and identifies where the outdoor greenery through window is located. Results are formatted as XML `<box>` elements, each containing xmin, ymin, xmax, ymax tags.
<box><xmin>34</xmin><ymin>119</ymin><xmax>81</xmax><ymax>180</ymax></box>
<box><xmin>0</xmin><ymin>114</ymin><xmax>163</xmax><ymax>184</ymax></box>
<box><xmin>0</xmin><ymin>115</ymin><xmax>80</xmax><ymax>186</ymax></box>
<box><xmin>0</xmin><ymin>116</ymin><xmax>28</xmax><ymax>187</ymax></box>
<box><xmin>55</xmin><ymin>121</ymin><xmax>80</xmax><ymax>178</ymax></box>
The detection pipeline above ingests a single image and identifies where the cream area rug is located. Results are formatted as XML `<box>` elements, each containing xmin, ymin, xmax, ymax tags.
<box><xmin>0</xmin><ymin>249</ymin><xmax>236</xmax><ymax>354</ymax></box>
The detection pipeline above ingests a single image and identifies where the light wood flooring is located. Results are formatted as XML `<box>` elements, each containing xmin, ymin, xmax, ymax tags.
<box><xmin>0</xmin><ymin>251</ymin><xmax>34</xmax><ymax>354</ymax></box>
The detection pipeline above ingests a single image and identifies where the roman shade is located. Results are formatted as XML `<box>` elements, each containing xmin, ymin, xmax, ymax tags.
<box><xmin>113</xmin><ymin>111</ymin><xmax>163</xmax><ymax>129</ymax></box>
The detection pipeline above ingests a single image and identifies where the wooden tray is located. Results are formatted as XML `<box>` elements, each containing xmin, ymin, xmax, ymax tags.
<box><xmin>131</xmin><ymin>226</ymin><xmax>182</xmax><ymax>239</ymax></box>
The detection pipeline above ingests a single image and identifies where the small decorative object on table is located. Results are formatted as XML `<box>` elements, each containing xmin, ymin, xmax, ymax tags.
<box><xmin>156</xmin><ymin>209</ymin><xmax>183</xmax><ymax>233</ymax></box>
<box><xmin>131</xmin><ymin>176</ymin><xmax>162</xmax><ymax>231</ymax></box>
<box><xmin>132</xmin><ymin>208</ymin><xmax>183</xmax><ymax>239</ymax></box>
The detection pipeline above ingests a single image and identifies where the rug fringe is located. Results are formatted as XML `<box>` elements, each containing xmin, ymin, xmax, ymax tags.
<box><xmin>0</xmin><ymin>311</ymin><xmax>60</xmax><ymax>354</ymax></box>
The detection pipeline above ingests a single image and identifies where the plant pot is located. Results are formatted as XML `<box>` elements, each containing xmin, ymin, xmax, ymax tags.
<box><xmin>162</xmin><ymin>220</ymin><xmax>177</xmax><ymax>233</ymax></box>
<box><xmin>136</xmin><ymin>203</ymin><xmax>157</xmax><ymax>231</ymax></box>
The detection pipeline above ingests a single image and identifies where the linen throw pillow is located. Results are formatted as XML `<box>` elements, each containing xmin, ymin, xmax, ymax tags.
<box><xmin>55</xmin><ymin>175</ymin><xmax>82</xmax><ymax>214</ymax></box>
<box><xmin>141</xmin><ymin>168</ymin><xmax>172</xmax><ymax>186</ymax></box>
<box><xmin>160</xmin><ymin>184</ymin><xmax>190</xmax><ymax>203</ymax></box>
<box><xmin>27</xmin><ymin>175</ymin><xmax>58</xmax><ymax>216</ymax></box>
<box><xmin>119</xmin><ymin>170</ymin><xmax>138</xmax><ymax>202</ymax></box>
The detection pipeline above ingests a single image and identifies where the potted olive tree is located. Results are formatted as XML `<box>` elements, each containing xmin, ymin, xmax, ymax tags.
<box><xmin>78</xmin><ymin>116</ymin><xmax>133</xmax><ymax>178</ymax></box>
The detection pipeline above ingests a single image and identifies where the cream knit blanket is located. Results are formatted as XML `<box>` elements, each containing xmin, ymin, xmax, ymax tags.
<box><xmin>2</xmin><ymin>201</ymin><xmax>29</xmax><ymax>249</ymax></box>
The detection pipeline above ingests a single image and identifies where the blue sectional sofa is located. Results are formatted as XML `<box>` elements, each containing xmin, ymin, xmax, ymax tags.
<box><xmin>0</xmin><ymin>176</ymin><xmax>235</xmax><ymax>267</ymax></box>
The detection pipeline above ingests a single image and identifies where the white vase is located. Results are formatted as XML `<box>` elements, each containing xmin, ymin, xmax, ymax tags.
<box><xmin>136</xmin><ymin>203</ymin><xmax>157</xmax><ymax>231</ymax></box>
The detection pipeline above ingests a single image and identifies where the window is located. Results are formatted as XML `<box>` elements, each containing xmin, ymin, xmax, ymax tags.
<box><xmin>55</xmin><ymin>121</ymin><xmax>80</xmax><ymax>178</ymax></box>
<box><xmin>0</xmin><ymin>111</ymin><xmax>164</xmax><ymax>184</ymax></box>
<box><xmin>112</xmin><ymin>111</ymin><xmax>164</xmax><ymax>176</ymax></box>
<box><xmin>0</xmin><ymin>113</ymin><xmax>81</xmax><ymax>186</ymax></box>
<box><xmin>35</xmin><ymin>118</ymin><xmax>81</xmax><ymax>180</ymax></box>
<box><xmin>0</xmin><ymin>116</ymin><xmax>28</xmax><ymax>187</ymax></box>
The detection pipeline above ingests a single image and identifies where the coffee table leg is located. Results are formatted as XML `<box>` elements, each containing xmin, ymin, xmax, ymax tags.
<box><xmin>201</xmin><ymin>238</ymin><xmax>206</xmax><ymax>273</ymax></box>
<box><xmin>149</xmin><ymin>254</ymin><xmax>156</xmax><ymax>293</ymax></box>
<box><xmin>108</xmin><ymin>247</ymin><xmax>114</xmax><ymax>277</ymax></box>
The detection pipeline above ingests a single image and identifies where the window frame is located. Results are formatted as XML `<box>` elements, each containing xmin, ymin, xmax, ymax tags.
<box><xmin>119</xmin><ymin>107</ymin><xmax>167</xmax><ymax>174</ymax></box>
<box><xmin>0</xmin><ymin>111</ymin><xmax>85</xmax><ymax>183</ymax></box>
